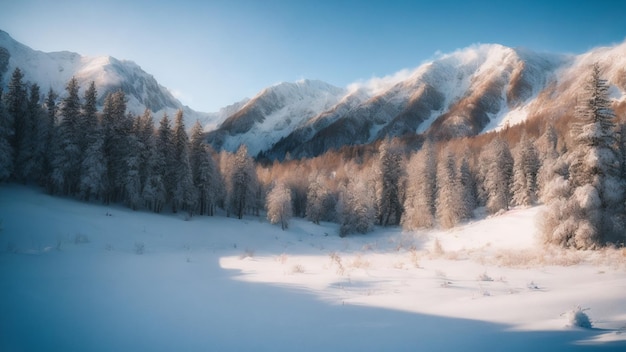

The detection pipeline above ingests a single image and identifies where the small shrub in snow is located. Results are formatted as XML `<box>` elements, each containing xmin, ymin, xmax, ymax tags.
<box><xmin>564</xmin><ymin>306</ymin><xmax>592</xmax><ymax>329</ymax></box>
<box><xmin>527</xmin><ymin>281</ymin><xmax>540</xmax><ymax>290</ymax></box>
<box><xmin>134</xmin><ymin>242</ymin><xmax>145</xmax><ymax>255</ymax></box>
<box><xmin>329</xmin><ymin>251</ymin><xmax>345</xmax><ymax>275</ymax></box>
<box><xmin>291</xmin><ymin>264</ymin><xmax>305</xmax><ymax>274</ymax></box>
<box><xmin>478</xmin><ymin>272</ymin><xmax>493</xmax><ymax>281</ymax></box>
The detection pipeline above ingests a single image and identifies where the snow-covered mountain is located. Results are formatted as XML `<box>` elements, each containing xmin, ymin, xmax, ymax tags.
<box><xmin>206</xmin><ymin>79</ymin><xmax>347</xmax><ymax>156</ymax></box>
<box><xmin>4</xmin><ymin>28</ymin><xmax>625</xmax><ymax>157</ymax></box>
<box><xmin>207</xmin><ymin>41</ymin><xmax>626</xmax><ymax>159</ymax></box>
<box><xmin>0</xmin><ymin>30</ymin><xmax>214</xmax><ymax>129</ymax></box>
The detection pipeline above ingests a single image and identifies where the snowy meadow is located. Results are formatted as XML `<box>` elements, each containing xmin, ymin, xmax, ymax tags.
<box><xmin>1</xmin><ymin>185</ymin><xmax>625</xmax><ymax>351</ymax></box>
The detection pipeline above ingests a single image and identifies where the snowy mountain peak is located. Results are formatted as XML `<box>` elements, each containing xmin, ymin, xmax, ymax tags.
<box><xmin>0</xmin><ymin>29</ymin><xmax>213</xmax><ymax>128</ymax></box>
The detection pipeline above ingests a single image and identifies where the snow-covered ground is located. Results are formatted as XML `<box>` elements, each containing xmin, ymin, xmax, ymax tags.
<box><xmin>1</xmin><ymin>185</ymin><xmax>625</xmax><ymax>351</ymax></box>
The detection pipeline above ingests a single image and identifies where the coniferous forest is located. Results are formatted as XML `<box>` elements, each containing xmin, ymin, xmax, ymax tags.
<box><xmin>1</xmin><ymin>63</ymin><xmax>625</xmax><ymax>249</ymax></box>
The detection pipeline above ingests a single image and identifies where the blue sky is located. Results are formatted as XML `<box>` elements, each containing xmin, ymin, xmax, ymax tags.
<box><xmin>2</xmin><ymin>0</ymin><xmax>626</xmax><ymax>112</ymax></box>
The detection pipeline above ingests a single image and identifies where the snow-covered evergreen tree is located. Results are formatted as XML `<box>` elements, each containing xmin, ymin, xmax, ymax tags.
<box><xmin>479</xmin><ymin>137</ymin><xmax>513</xmax><ymax>214</ymax></box>
<box><xmin>306</xmin><ymin>174</ymin><xmax>331</xmax><ymax>224</ymax></box>
<box><xmin>123</xmin><ymin>129</ymin><xmax>143</xmax><ymax>210</ymax></box>
<box><xmin>436</xmin><ymin>149</ymin><xmax>463</xmax><ymax>229</ymax></box>
<box><xmin>226</xmin><ymin>145</ymin><xmax>259</xmax><ymax>219</ymax></box>
<box><xmin>4</xmin><ymin>68</ymin><xmax>27</xmax><ymax>181</ymax></box>
<box><xmin>266</xmin><ymin>182</ymin><xmax>293</xmax><ymax>230</ymax></box>
<box><xmin>155</xmin><ymin>113</ymin><xmax>175</xmax><ymax>207</ymax></box>
<box><xmin>536</xmin><ymin>124</ymin><xmax>561</xmax><ymax>203</ymax></box>
<box><xmin>458</xmin><ymin>153</ymin><xmax>476</xmax><ymax>221</ymax></box>
<box><xmin>543</xmin><ymin>63</ymin><xmax>625</xmax><ymax>248</ymax></box>
<box><xmin>511</xmin><ymin>134</ymin><xmax>540</xmax><ymax>206</ymax></box>
<box><xmin>375</xmin><ymin>139</ymin><xmax>404</xmax><ymax>226</ymax></box>
<box><xmin>15</xmin><ymin>83</ymin><xmax>41</xmax><ymax>182</ymax></box>
<box><xmin>50</xmin><ymin>77</ymin><xmax>82</xmax><ymax>195</ymax></box>
<box><xmin>142</xmin><ymin>142</ymin><xmax>167</xmax><ymax>213</ymax></box>
<box><xmin>0</xmin><ymin>86</ymin><xmax>12</xmax><ymax>181</ymax></box>
<box><xmin>77</xmin><ymin>82</ymin><xmax>106</xmax><ymax>201</ymax></box>
<box><xmin>101</xmin><ymin>90</ymin><xmax>129</xmax><ymax>203</ymax></box>
<box><xmin>41</xmin><ymin>88</ymin><xmax>58</xmax><ymax>188</ymax></box>
<box><xmin>171</xmin><ymin>110</ymin><xmax>196</xmax><ymax>214</ymax></box>
<box><xmin>337</xmin><ymin>175</ymin><xmax>376</xmax><ymax>237</ymax></box>
<box><xmin>24</xmin><ymin>84</ymin><xmax>46</xmax><ymax>182</ymax></box>
<box><xmin>190</xmin><ymin>121</ymin><xmax>220</xmax><ymax>216</ymax></box>
<box><xmin>78</xmin><ymin>124</ymin><xmax>106</xmax><ymax>201</ymax></box>
<box><xmin>401</xmin><ymin>141</ymin><xmax>437</xmax><ymax>230</ymax></box>
<box><xmin>134</xmin><ymin>110</ymin><xmax>155</xmax><ymax>193</ymax></box>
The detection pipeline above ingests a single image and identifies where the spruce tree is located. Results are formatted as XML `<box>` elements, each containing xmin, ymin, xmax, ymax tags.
<box><xmin>227</xmin><ymin>145</ymin><xmax>259</xmax><ymax>219</ymax></box>
<box><xmin>156</xmin><ymin>113</ymin><xmax>175</xmax><ymax>207</ymax></box>
<box><xmin>543</xmin><ymin>63</ymin><xmax>625</xmax><ymax>248</ymax></box>
<box><xmin>511</xmin><ymin>134</ymin><xmax>540</xmax><ymax>206</ymax></box>
<box><xmin>0</xmin><ymin>86</ymin><xmax>12</xmax><ymax>181</ymax></box>
<box><xmin>101</xmin><ymin>90</ymin><xmax>128</xmax><ymax>203</ymax></box>
<box><xmin>4</xmin><ymin>68</ymin><xmax>27</xmax><ymax>180</ymax></box>
<box><xmin>337</xmin><ymin>175</ymin><xmax>376</xmax><ymax>237</ymax></box>
<box><xmin>171</xmin><ymin>110</ymin><xmax>196</xmax><ymax>214</ymax></box>
<box><xmin>41</xmin><ymin>88</ymin><xmax>58</xmax><ymax>188</ymax></box>
<box><xmin>479</xmin><ymin>137</ymin><xmax>513</xmax><ymax>214</ymax></box>
<box><xmin>401</xmin><ymin>141</ymin><xmax>437</xmax><ymax>230</ymax></box>
<box><xmin>375</xmin><ymin>139</ymin><xmax>404</xmax><ymax>226</ymax></box>
<box><xmin>24</xmin><ymin>84</ymin><xmax>46</xmax><ymax>182</ymax></box>
<box><xmin>190</xmin><ymin>121</ymin><xmax>220</xmax><ymax>216</ymax></box>
<box><xmin>436</xmin><ymin>149</ymin><xmax>463</xmax><ymax>229</ymax></box>
<box><xmin>51</xmin><ymin>77</ymin><xmax>82</xmax><ymax>195</ymax></box>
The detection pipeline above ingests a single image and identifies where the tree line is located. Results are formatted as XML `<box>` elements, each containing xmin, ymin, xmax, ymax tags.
<box><xmin>1</xmin><ymin>64</ymin><xmax>625</xmax><ymax>249</ymax></box>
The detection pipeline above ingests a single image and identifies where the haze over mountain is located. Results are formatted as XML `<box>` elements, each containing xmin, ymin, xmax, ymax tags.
<box><xmin>2</xmin><ymin>29</ymin><xmax>625</xmax><ymax>159</ymax></box>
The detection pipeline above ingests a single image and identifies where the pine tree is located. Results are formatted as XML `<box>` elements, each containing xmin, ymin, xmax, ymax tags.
<box><xmin>338</xmin><ymin>175</ymin><xmax>376</xmax><ymax>237</ymax></box>
<box><xmin>190</xmin><ymin>121</ymin><xmax>220</xmax><ymax>216</ymax></box>
<box><xmin>79</xmin><ymin>82</ymin><xmax>98</xmax><ymax>150</ymax></box>
<box><xmin>25</xmin><ymin>84</ymin><xmax>46</xmax><ymax>182</ymax></box>
<box><xmin>4</xmin><ymin>68</ymin><xmax>27</xmax><ymax>180</ymax></box>
<box><xmin>306</xmin><ymin>174</ymin><xmax>331</xmax><ymax>224</ymax></box>
<box><xmin>123</xmin><ymin>128</ymin><xmax>143</xmax><ymax>210</ymax></box>
<box><xmin>134</xmin><ymin>110</ymin><xmax>155</xmax><ymax>192</ymax></box>
<box><xmin>101</xmin><ymin>90</ymin><xmax>128</xmax><ymax>203</ymax></box>
<box><xmin>41</xmin><ymin>88</ymin><xmax>58</xmax><ymax>188</ymax></box>
<box><xmin>436</xmin><ymin>149</ymin><xmax>464</xmax><ymax>229</ymax></box>
<box><xmin>155</xmin><ymin>113</ymin><xmax>175</xmax><ymax>208</ymax></box>
<box><xmin>0</xmin><ymin>86</ymin><xmax>12</xmax><ymax>181</ymax></box>
<box><xmin>375</xmin><ymin>140</ymin><xmax>404</xmax><ymax>226</ymax></box>
<box><xmin>511</xmin><ymin>134</ymin><xmax>540</xmax><ymax>206</ymax></box>
<box><xmin>401</xmin><ymin>141</ymin><xmax>437</xmax><ymax>230</ymax></box>
<box><xmin>543</xmin><ymin>63</ymin><xmax>625</xmax><ymax>248</ymax></box>
<box><xmin>266</xmin><ymin>182</ymin><xmax>293</xmax><ymax>230</ymax></box>
<box><xmin>479</xmin><ymin>137</ymin><xmax>513</xmax><ymax>214</ymax></box>
<box><xmin>537</xmin><ymin>124</ymin><xmax>561</xmax><ymax>202</ymax></box>
<box><xmin>226</xmin><ymin>145</ymin><xmax>259</xmax><ymax>219</ymax></box>
<box><xmin>457</xmin><ymin>153</ymin><xmax>476</xmax><ymax>221</ymax></box>
<box><xmin>79</xmin><ymin>124</ymin><xmax>107</xmax><ymax>201</ymax></box>
<box><xmin>15</xmin><ymin>83</ymin><xmax>40</xmax><ymax>182</ymax></box>
<box><xmin>50</xmin><ymin>77</ymin><xmax>82</xmax><ymax>195</ymax></box>
<box><xmin>171</xmin><ymin>110</ymin><xmax>196</xmax><ymax>214</ymax></box>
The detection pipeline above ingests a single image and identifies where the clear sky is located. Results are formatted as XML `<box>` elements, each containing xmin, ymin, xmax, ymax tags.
<box><xmin>2</xmin><ymin>0</ymin><xmax>626</xmax><ymax>112</ymax></box>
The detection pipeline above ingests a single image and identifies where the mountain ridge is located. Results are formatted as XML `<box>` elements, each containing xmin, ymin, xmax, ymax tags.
<box><xmin>0</xmin><ymin>29</ymin><xmax>214</xmax><ymax>129</ymax></box>
<box><xmin>2</xmin><ymin>29</ymin><xmax>625</xmax><ymax>158</ymax></box>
